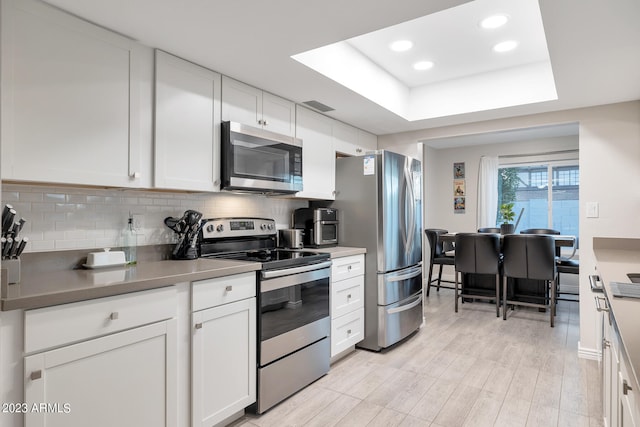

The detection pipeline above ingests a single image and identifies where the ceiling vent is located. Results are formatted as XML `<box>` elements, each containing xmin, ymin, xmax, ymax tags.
<box><xmin>302</xmin><ymin>100</ymin><xmax>335</xmax><ymax>113</ymax></box>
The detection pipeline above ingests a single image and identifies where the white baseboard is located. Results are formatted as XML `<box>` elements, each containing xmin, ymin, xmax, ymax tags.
<box><xmin>578</xmin><ymin>341</ymin><xmax>601</xmax><ymax>361</ymax></box>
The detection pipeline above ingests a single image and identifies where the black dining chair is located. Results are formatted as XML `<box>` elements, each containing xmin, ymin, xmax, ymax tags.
<box><xmin>520</xmin><ymin>228</ymin><xmax>579</xmax><ymax>301</ymax></box>
<box><xmin>477</xmin><ymin>227</ymin><xmax>501</xmax><ymax>233</ymax></box>
<box><xmin>425</xmin><ymin>228</ymin><xmax>455</xmax><ymax>296</ymax></box>
<box><xmin>454</xmin><ymin>233</ymin><xmax>502</xmax><ymax>316</ymax></box>
<box><xmin>502</xmin><ymin>234</ymin><xmax>557</xmax><ymax>327</ymax></box>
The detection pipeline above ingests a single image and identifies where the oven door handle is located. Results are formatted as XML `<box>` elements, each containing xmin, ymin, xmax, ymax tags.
<box><xmin>261</xmin><ymin>260</ymin><xmax>333</xmax><ymax>280</ymax></box>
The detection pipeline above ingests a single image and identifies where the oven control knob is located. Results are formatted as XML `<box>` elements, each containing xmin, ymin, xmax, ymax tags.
<box><xmin>216</xmin><ymin>224</ymin><xmax>224</xmax><ymax>232</ymax></box>
<box><xmin>260</xmin><ymin>223</ymin><xmax>267</xmax><ymax>230</ymax></box>
<box><xmin>206</xmin><ymin>224</ymin><xmax>215</xmax><ymax>233</ymax></box>
<box><xmin>268</xmin><ymin>224</ymin><xmax>274</xmax><ymax>230</ymax></box>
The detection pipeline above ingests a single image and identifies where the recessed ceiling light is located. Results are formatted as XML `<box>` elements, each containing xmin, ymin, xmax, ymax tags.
<box><xmin>413</xmin><ymin>61</ymin><xmax>434</xmax><ymax>71</ymax></box>
<box><xmin>390</xmin><ymin>40</ymin><xmax>413</xmax><ymax>52</ymax></box>
<box><xmin>493</xmin><ymin>40</ymin><xmax>518</xmax><ymax>53</ymax></box>
<box><xmin>480</xmin><ymin>14</ymin><xmax>509</xmax><ymax>29</ymax></box>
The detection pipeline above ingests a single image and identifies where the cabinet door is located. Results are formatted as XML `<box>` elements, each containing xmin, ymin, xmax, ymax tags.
<box><xmin>262</xmin><ymin>92</ymin><xmax>296</xmax><ymax>136</ymax></box>
<box><xmin>221</xmin><ymin>76</ymin><xmax>262</xmax><ymax>128</ymax></box>
<box><xmin>154</xmin><ymin>50</ymin><xmax>221</xmax><ymax>191</ymax></box>
<box><xmin>192</xmin><ymin>298</ymin><xmax>256</xmax><ymax>427</ymax></box>
<box><xmin>619</xmin><ymin>356</ymin><xmax>639</xmax><ymax>427</ymax></box>
<box><xmin>358</xmin><ymin>129</ymin><xmax>378</xmax><ymax>151</ymax></box>
<box><xmin>331</xmin><ymin>308</ymin><xmax>364</xmax><ymax>357</ymax></box>
<box><xmin>332</xmin><ymin>120</ymin><xmax>360</xmax><ymax>157</ymax></box>
<box><xmin>1</xmin><ymin>0</ymin><xmax>142</xmax><ymax>187</ymax></box>
<box><xmin>295</xmin><ymin>106</ymin><xmax>336</xmax><ymax>200</ymax></box>
<box><xmin>24</xmin><ymin>320</ymin><xmax>177</xmax><ymax>427</ymax></box>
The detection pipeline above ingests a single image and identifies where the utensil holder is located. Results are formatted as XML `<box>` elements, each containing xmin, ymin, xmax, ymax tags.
<box><xmin>2</xmin><ymin>258</ymin><xmax>21</xmax><ymax>284</ymax></box>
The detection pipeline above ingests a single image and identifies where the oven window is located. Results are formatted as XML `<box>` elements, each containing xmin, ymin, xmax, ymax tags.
<box><xmin>232</xmin><ymin>134</ymin><xmax>290</xmax><ymax>181</ymax></box>
<box><xmin>260</xmin><ymin>277</ymin><xmax>329</xmax><ymax>341</ymax></box>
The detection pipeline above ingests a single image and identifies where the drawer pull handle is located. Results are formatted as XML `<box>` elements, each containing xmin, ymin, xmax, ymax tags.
<box><xmin>109</xmin><ymin>312</ymin><xmax>119</xmax><ymax>320</ymax></box>
<box><xmin>347</xmin><ymin>294</ymin><xmax>352</xmax><ymax>299</ymax></box>
<box><xmin>347</xmin><ymin>329</ymin><xmax>352</xmax><ymax>334</ymax></box>
<box><xmin>30</xmin><ymin>370</ymin><xmax>42</xmax><ymax>381</ymax></box>
<box><xmin>603</xmin><ymin>339</ymin><xmax>610</xmax><ymax>349</ymax></box>
<box><xmin>624</xmin><ymin>380</ymin><xmax>633</xmax><ymax>395</ymax></box>
<box><xmin>595</xmin><ymin>296</ymin><xmax>609</xmax><ymax>313</ymax></box>
<box><xmin>225</xmin><ymin>286</ymin><xmax>233</xmax><ymax>292</ymax></box>
<box><xmin>348</xmin><ymin>265</ymin><xmax>352</xmax><ymax>271</ymax></box>
<box><xmin>195</xmin><ymin>323</ymin><xmax>203</xmax><ymax>330</ymax></box>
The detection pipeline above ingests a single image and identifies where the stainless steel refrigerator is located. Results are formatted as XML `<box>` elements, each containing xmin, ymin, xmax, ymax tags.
<box><xmin>332</xmin><ymin>150</ymin><xmax>423</xmax><ymax>351</ymax></box>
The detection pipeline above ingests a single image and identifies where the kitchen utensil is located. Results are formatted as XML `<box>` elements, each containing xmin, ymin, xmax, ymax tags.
<box><xmin>16</xmin><ymin>237</ymin><xmax>28</xmax><ymax>257</ymax></box>
<box><xmin>2</xmin><ymin>208</ymin><xmax>16</xmax><ymax>237</ymax></box>
<box><xmin>2</xmin><ymin>237</ymin><xmax>13</xmax><ymax>258</ymax></box>
<box><xmin>278</xmin><ymin>229</ymin><xmax>304</xmax><ymax>249</ymax></box>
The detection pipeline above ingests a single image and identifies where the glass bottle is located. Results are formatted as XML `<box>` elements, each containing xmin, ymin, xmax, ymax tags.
<box><xmin>122</xmin><ymin>216</ymin><xmax>137</xmax><ymax>265</ymax></box>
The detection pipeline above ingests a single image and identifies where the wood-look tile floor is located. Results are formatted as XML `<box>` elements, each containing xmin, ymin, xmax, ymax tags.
<box><xmin>232</xmin><ymin>289</ymin><xmax>602</xmax><ymax>427</ymax></box>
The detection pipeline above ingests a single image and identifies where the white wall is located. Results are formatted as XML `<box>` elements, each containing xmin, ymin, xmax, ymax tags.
<box><xmin>379</xmin><ymin>100</ymin><xmax>640</xmax><ymax>358</ymax></box>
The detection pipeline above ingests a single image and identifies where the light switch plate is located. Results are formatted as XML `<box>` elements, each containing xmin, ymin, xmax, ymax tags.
<box><xmin>586</xmin><ymin>202</ymin><xmax>599</xmax><ymax>218</ymax></box>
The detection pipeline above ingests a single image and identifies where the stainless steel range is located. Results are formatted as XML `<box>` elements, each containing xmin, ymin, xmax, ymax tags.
<box><xmin>198</xmin><ymin>217</ymin><xmax>331</xmax><ymax>414</ymax></box>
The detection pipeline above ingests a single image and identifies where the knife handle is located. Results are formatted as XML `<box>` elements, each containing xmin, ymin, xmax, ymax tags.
<box><xmin>9</xmin><ymin>238</ymin><xmax>21</xmax><ymax>258</ymax></box>
<box><xmin>16</xmin><ymin>237</ymin><xmax>28</xmax><ymax>258</ymax></box>
<box><xmin>2</xmin><ymin>208</ymin><xmax>16</xmax><ymax>235</ymax></box>
<box><xmin>2</xmin><ymin>237</ymin><xmax>13</xmax><ymax>258</ymax></box>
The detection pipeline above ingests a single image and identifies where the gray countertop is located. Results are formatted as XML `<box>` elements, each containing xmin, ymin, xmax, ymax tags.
<box><xmin>1</xmin><ymin>258</ymin><xmax>261</xmax><ymax>311</ymax></box>
<box><xmin>0</xmin><ymin>245</ymin><xmax>366</xmax><ymax>311</ymax></box>
<box><xmin>305</xmin><ymin>246</ymin><xmax>367</xmax><ymax>258</ymax></box>
<box><xmin>593</xmin><ymin>237</ymin><xmax>640</xmax><ymax>389</ymax></box>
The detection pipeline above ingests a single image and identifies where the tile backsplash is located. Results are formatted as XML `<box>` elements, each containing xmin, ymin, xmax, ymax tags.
<box><xmin>2</xmin><ymin>184</ymin><xmax>308</xmax><ymax>253</ymax></box>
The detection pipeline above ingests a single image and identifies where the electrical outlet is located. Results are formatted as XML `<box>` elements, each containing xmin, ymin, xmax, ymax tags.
<box><xmin>132</xmin><ymin>214</ymin><xmax>144</xmax><ymax>232</ymax></box>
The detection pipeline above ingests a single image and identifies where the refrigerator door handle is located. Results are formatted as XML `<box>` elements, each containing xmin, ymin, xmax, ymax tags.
<box><xmin>404</xmin><ymin>162</ymin><xmax>416</xmax><ymax>254</ymax></box>
<box><xmin>387</xmin><ymin>293</ymin><xmax>423</xmax><ymax>315</ymax></box>
<box><xmin>386</xmin><ymin>266</ymin><xmax>422</xmax><ymax>282</ymax></box>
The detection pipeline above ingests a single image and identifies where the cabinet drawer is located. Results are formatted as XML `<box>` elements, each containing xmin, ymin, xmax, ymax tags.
<box><xmin>331</xmin><ymin>307</ymin><xmax>364</xmax><ymax>357</ymax></box>
<box><xmin>192</xmin><ymin>272</ymin><xmax>256</xmax><ymax>311</ymax></box>
<box><xmin>331</xmin><ymin>254</ymin><xmax>365</xmax><ymax>282</ymax></box>
<box><xmin>24</xmin><ymin>286</ymin><xmax>176</xmax><ymax>354</ymax></box>
<box><xmin>331</xmin><ymin>275</ymin><xmax>364</xmax><ymax>318</ymax></box>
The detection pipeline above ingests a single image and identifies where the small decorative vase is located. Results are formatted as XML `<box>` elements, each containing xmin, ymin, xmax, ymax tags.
<box><xmin>500</xmin><ymin>223</ymin><xmax>515</xmax><ymax>235</ymax></box>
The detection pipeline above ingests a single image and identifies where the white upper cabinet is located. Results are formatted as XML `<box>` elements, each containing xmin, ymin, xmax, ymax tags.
<box><xmin>0</xmin><ymin>0</ymin><xmax>143</xmax><ymax>187</ymax></box>
<box><xmin>154</xmin><ymin>50</ymin><xmax>221</xmax><ymax>191</ymax></box>
<box><xmin>333</xmin><ymin>121</ymin><xmax>377</xmax><ymax>157</ymax></box>
<box><xmin>295</xmin><ymin>106</ymin><xmax>336</xmax><ymax>200</ymax></box>
<box><xmin>221</xmin><ymin>76</ymin><xmax>295</xmax><ymax>136</ymax></box>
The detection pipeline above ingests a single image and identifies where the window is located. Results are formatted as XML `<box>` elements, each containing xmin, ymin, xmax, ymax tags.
<box><xmin>498</xmin><ymin>162</ymin><xmax>579</xmax><ymax>237</ymax></box>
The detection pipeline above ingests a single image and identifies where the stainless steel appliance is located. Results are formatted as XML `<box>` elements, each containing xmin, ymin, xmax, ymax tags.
<box><xmin>331</xmin><ymin>150</ymin><xmax>423</xmax><ymax>351</ymax></box>
<box><xmin>198</xmin><ymin>218</ymin><xmax>330</xmax><ymax>413</ymax></box>
<box><xmin>278</xmin><ymin>228</ymin><xmax>304</xmax><ymax>249</ymax></box>
<box><xmin>293</xmin><ymin>207</ymin><xmax>339</xmax><ymax>247</ymax></box>
<box><xmin>221</xmin><ymin>121</ymin><xmax>303</xmax><ymax>194</ymax></box>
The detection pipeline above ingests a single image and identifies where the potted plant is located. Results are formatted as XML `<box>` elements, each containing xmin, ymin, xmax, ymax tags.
<box><xmin>499</xmin><ymin>202</ymin><xmax>516</xmax><ymax>234</ymax></box>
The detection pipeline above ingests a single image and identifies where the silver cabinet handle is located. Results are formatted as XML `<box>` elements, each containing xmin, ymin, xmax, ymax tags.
<box><xmin>109</xmin><ymin>312</ymin><xmax>119</xmax><ymax>320</ymax></box>
<box><xmin>130</xmin><ymin>172</ymin><xmax>141</xmax><ymax>179</ymax></box>
<box><xmin>623</xmin><ymin>380</ymin><xmax>633</xmax><ymax>395</ymax></box>
<box><xmin>356</xmin><ymin>148</ymin><xmax>363</xmax><ymax>153</ymax></box>
<box><xmin>30</xmin><ymin>370</ymin><xmax>42</xmax><ymax>381</ymax></box>
<box><xmin>603</xmin><ymin>338</ymin><xmax>610</xmax><ymax>349</ymax></box>
<box><xmin>195</xmin><ymin>323</ymin><xmax>203</xmax><ymax>330</ymax></box>
<box><xmin>347</xmin><ymin>329</ymin><xmax>352</xmax><ymax>334</ymax></box>
<box><xmin>347</xmin><ymin>294</ymin><xmax>352</xmax><ymax>299</ymax></box>
<box><xmin>225</xmin><ymin>285</ymin><xmax>233</xmax><ymax>292</ymax></box>
<box><xmin>595</xmin><ymin>296</ymin><xmax>609</xmax><ymax>312</ymax></box>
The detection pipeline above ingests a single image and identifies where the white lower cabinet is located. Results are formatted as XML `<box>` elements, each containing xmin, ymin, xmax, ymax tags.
<box><xmin>600</xmin><ymin>292</ymin><xmax>640</xmax><ymax>427</ymax></box>
<box><xmin>23</xmin><ymin>288</ymin><xmax>178</xmax><ymax>427</ymax></box>
<box><xmin>330</xmin><ymin>255</ymin><xmax>365</xmax><ymax>359</ymax></box>
<box><xmin>191</xmin><ymin>273</ymin><xmax>256</xmax><ymax>427</ymax></box>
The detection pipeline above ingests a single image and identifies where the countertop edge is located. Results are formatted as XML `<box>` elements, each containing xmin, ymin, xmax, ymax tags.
<box><xmin>1</xmin><ymin>260</ymin><xmax>261</xmax><ymax>311</ymax></box>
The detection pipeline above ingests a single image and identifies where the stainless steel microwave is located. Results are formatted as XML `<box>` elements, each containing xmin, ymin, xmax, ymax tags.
<box><xmin>221</xmin><ymin>121</ymin><xmax>303</xmax><ymax>194</ymax></box>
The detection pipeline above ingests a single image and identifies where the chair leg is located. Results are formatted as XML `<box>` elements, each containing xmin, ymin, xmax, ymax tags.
<box><xmin>426</xmin><ymin>262</ymin><xmax>434</xmax><ymax>297</ymax></box>
<box><xmin>495</xmin><ymin>275</ymin><xmax>500</xmax><ymax>317</ymax></box>
<box><xmin>550</xmin><ymin>279</ymin><xmax>556</xmax><ymax>327</ymax></box>
<box><xmin>503</xmin><ymin>276</ymin><xmax>508</xmax><ymax>320</ymax></box>
<box><xmin>454</xmin><ymin>271</ymin><xmax>459</xmax><ymax>313</ymax></box>
<box><xmin>437</xmin><ymin>264</ymin><xmax>444</xmax><ymax>291</ymax></box>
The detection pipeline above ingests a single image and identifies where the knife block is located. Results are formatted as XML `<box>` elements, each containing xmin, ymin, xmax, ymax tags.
<box><xmin>2</xmin><ymin>258</ymin><xmax>20</xmax><ymax>284</ymax></box>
